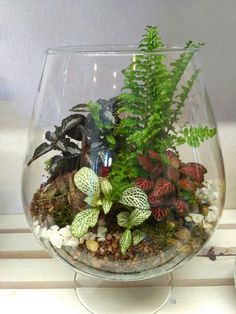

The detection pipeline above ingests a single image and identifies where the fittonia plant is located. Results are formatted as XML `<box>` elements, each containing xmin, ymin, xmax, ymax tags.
<box><xmin>29</xmin><ymin>26</ymin><xmax>216</xmax><ymax>255</ymax></box>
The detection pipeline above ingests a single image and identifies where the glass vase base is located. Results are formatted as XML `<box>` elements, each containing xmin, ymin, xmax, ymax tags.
<box><xmin>74</xmin><ymin>272</ymin><xmax>173</xmax><ymax>314</ymax></box>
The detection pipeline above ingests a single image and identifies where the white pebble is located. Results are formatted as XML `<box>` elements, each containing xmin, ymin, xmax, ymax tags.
<box><xmin>44</xmin><ymin>229</ymin><xmax>53</xmax><ymax>239</ymax></box>
<box><xmin>65</xmin><ymin>237</ymin><xmax>79</xmax><ymax>248</ymax></box>
<box><xmin>84</xmin><ymin>232</ymin><xmax>94</xmax><ymax>240</ymax></box>
<box><xmin>97</xmin><ymin>237</ymin><xmax>106</xmax><ymax>242</ymax></box>
<box><xmin>205</xmin><ymin>209</ymin><xmax>218</xmax><ymax>223</ymax></box>
<box><xmin>97</xmin><ymin>226</ymin><xmax>107</xmax><ymax>237</ymax></box>
<box><xmin>49</xmin><ymin>232</ymin><xmax>63</xmax><ymax>249</ymax></box>
<box><xmin>33</xmin><ymin>221</ymin><xmax>39</xmax><ymax>227</ymax></box>
<box><xmin>40</xmin><ymin>227</ymin><xmax>48</xmax><ymax>238</ymax></box>
<box><xmin>79</xmin><ymin>237</ymin><xmax>85</xmax><ymax>244</ymax></box>
<box><xmin>59</xmin><ymin>227</ymin><xmax>72</xmax><ymax>240</ymax></box>
<box><xmin>184</xmin><ymin>216</ymin><xmax>192</xmax><ymax>223</ymax></box>
<box><xmin>90</xmin><ymin>234</ymin><xmax>96</xmax><ymax>240</ymax></box>
<box><xmin>189</xmin><ymin>213</ymin><xmax>204</xmax><ymax>224</ymax></box>
<box><xmin>50</xmin><ymin>225</ymin><xmax>60</xmax><ymax>231</ymax></box>
<box><xmin>34</xmin><ymin>225</ymin><xmax>41</xmax><ymax>236</ymax></box>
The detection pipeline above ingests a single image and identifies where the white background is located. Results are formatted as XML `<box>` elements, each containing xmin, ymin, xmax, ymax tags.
<box><xmin>0</xmin><ymin>0</ymin><xmax>235</xmax><ymax>213</ymax></box>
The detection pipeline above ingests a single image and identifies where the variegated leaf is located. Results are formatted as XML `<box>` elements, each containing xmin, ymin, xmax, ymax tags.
<box><xmin>71</xmin><ymin>208</ymin><xmax>99</xmax><ymax>238</ymax></box>
<box><xmin>130</xmin><ymin>208</ymin><xmax>151</xmax><ymax>227</ymax></box>
<box><xmin>120</xmin><ymin>187</ymin><xmax>150</xmax><ymax>209</ymax></box>
<box><xmin>120</xmin><ymin>229</ymin><xmax>132</xmax><ymax>255</ymax></box>
<box><xmin>117</xmin><ymin>211</ymin><xmax>130</xmax><ymax>228</ymax></box>
<box><xmin>132</xmin><ymin>229</ymin><xmax>145</xmax><ymax>245</ymax></box>
<box><xmin>100</xmin><ymin>178</ymin><xmax>113</xmax><ymax>196</ymax></box>
<box><xmin>84</xmin><ymin>193</ymin><xmax>100</xmax><ymax>206</ymax></box>
<box><xmin>74</xmin><ymin>167</ymin><xmax>100</xmax><ymax>195</ymax></box>
<box><xmin>102</xmin><ymin>199</ymin><xmax>113</xmax><ymax>214</ymax></box>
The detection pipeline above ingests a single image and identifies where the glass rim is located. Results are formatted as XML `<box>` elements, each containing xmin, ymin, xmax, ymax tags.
<box><xmin>46</xmin><ymin>45</ymin><xmax>200</xmax><ymax>55</ymax></box>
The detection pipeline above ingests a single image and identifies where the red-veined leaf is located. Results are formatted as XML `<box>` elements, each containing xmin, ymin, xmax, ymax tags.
<box><xmin>152</xmin><ymin>207</ymin><xmax>169</xmax><ymax>221</ymax></box>
<box><xmin>174</xmin><ymin>199</ymin><xmax>189</xmax><ymax>217</ymax></box>
<box><xmin>166</xmin><ymin>150</ymin><xmax>181</xmax><ymax>169</ymax></box>
<box><xmin>178</xmin><ymin>178</ymin><xmax>196</xmax><ymax>192</ymax></box>
<box><xmin>137</xmin><ymin>155</ymin><xmax>154</xmax><ymax>172</ymax></box>
<box><xmin>148</xmin><ymin>150</ymin><xmax>161</xmax><ymax>161</ymax></box>
<box><xmin>136</xmin><ymin>178</ymin><xmax>154</xmax><ymax>191</ymax></box>
<box><xmin>153</xmin><ymin>178</ymin><xmax>175</xmax><ymax>198</ymax></box>
<box><xmin>164</xmin><ymin>166</ymin><xmax>180</xmax><ymax>182</ymax></box>
<box><xmin>180</xmin><ymin>162</ymin><xmax>206</xmax><ymax>183</ymax></box>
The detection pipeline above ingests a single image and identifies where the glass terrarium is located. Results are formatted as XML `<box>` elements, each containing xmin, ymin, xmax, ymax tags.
<box><xmin>22</xmin><ymin>27</ymin><xmax>225</xmax><ymax>313</ymax></box>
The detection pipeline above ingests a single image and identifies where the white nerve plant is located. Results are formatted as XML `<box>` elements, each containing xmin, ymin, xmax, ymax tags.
<box><xmin>71</xmin><ymin>167</ymin><xmax>152</xmax><ymax>254</ymax></box>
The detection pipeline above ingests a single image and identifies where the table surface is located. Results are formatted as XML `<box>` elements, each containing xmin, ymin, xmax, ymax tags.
<box><xmin>0</xmin><ymin>210</ymin><xmax>236</xmax><ymax>314</ymax></box>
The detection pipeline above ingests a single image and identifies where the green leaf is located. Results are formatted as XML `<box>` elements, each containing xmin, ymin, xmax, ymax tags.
<box><xmin>117</xmin><ymin>211</ymin><xmax>130</xmax><ymax>228</ymax></box>
<box><xmin>71</xmin><ymin>208</ymin><xmax>99</xmax><ymax>238</ymax></box>
<box><xmin>74</xmin><ymin>167</ymin><xmax>100</xmax><ymax>195</ymax></box>
<box><xmin>132</xmin><ymin>229</ymin><xmax>145</xmax><ymax>245</ymax></box>
<box><xmin>178</xmin><ymin>125</ymin><xmax>216</xmax><ymax>147</ymax></box>
<box><xmin>102</xmin><ymin>199</ymin><xmax>113</xmax><ymax>214</ymax></box>
<box><xmin>84</xmin><ymin>193</ymin><xmax>100</xmax><ymax>207</ymax></box>
<box><xmin>119</xmin><ymin>187</ymin><xmax>150</xmax><ymax>210</ymax></box>
<box><xmin>129</xmin><ymin>208</ymin><xmax>151</xmax><ymax>227</ymax></box>
<box><xmin>87</xmin><ymin>101</ymin><xmax>104</xmax><ymax>129</ymax></box>
<box><xmin>120</xmin><ymin>229</ymin><xmax>132</xmax><ymax>255</ymax></box>
<box><xmin>106</xmin><ymin>134</ymin><xmax>116</xmax><ymax>146</ymax></box>
<box><xmin>100</xmin><ymin>178</ymin><xmax>112</xmax><ymax>196</ymax></box>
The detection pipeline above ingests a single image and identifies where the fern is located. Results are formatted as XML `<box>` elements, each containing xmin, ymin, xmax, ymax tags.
<box><xmin>109</xmin><ymin>26</ymin><xmax>215</xmax><ymax>193</ymax></box>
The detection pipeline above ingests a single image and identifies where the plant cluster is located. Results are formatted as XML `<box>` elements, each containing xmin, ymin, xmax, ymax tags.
<box><xmin>29</xmin><ymin>26</ymin><xmax>216</xmax><ymax>255</ymax></box>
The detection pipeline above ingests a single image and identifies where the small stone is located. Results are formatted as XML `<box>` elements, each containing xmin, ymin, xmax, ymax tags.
<box><xmin>44</xmin><ymin>229</ymin><xmax>53</xmax><ymax>239</ymax></box>
<box><xmin>33</xmin><ymin>221</ymin><xmax>39</xmax><ymax>227</ymax></box>
<box><xmin>50</xmin><ymin>225</ymin><xmax>60</xmax><ymax>231</ymax></box>
<box><xmin>175</xmin><ymin>228</ymin><xmax>191</xmax><ymax>242</ymax></box>
<box><xmin>185</xmin><ymin>216</ymin><xmax>192</xmax><ymax>223</ymax></box>
<box><xmin>59</xmin><ymin>227</ymin><xmax>72</xmax><ymax>240</ymax></box>
<box><xmin>112</xmin><ymin>243</ymin><xmax>118</xmax><ymax>249</ymax></box>
<box><xmin>40</xmin><ymin>227</ymin><xmax>47</xmax><ymax>238</ymax></box>
<box><xmin>65</xmin><ymin>237</ymin><xmax>79</xmax><ymax>248</ymax></box>
<box><xmin>79</xmin><ymin>237</ymin><xmax>85</xmax><ymax>244</ymax></box>
<box><xmin>97</xmin><ymin>226</ymin><xmax>107</xmax><ymax>237</ymax></box>
<box><xmin>97</xmin><ymin>237</ymin><xmax>106</xmax><ymax>242</ymax></box>
<box><xmin>189</xmin><ymin>213</ymin><xmax>204</xmax><ymax>225</ymax></box>
<box><xmin>84</xmin><ymin>232</ymin><xmax>95</xmax><ymax>240</ymax></box>
<box><xmin>178</xmin><ymin>244</ymin><xmax>192</xmax><ymax>255</ymax></box>
<box><xmin>90</xmin><ymin>234</ymin><xmax>96</xmax><ymax>241</ymax></box>
<box><xmin>205</xmin><ymin>207</ymin><xmax>218</xmax><ymax>223</ymax></box>
<box><xmin>108</xmin><ymin>246</ymin><xmax>113</xmax><ymax>252</ymax></box>
<box><xmin>49</xmin><ymin>232</ymin><xmax>63</xmax><ymax>249</ymax></box>
<box><xmin>98</xmin><ymin>218</ymin><xmax>106</xmax><ymax>226</ymax></box>
<box><xmin>34</xmin><ymin>225</ymin><xmax>41</xmax><ymax>236</ymax></box>
<box><xmin>201</xmin><ymin>206</ymin><xmax>209</xmax><ymax>216</ymax></box>
<box><xmin>106</xmin><ymin>234</ymin><xmax>112</xmax><ymax>241</ymax></box>
<box><xmin>86</xmin><ymin>240</ymin><xmax>99</xmax><ymax>252</ymax></box>
<box><xmin>167</xmin><ymin>221</ymin><xmax>176</xmax><ymax>229</ymax></box>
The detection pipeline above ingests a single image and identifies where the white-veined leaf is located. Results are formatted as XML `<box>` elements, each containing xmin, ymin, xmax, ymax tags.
<box><xmin>119</xmin><ymin>187</ymin><xmax>150</xmax><ymax>209</ymax></box>
<box><xmin>119</xmin><ymin>229</ymin><xmax>132</xmax><ymax>255</ymax></box>
<box><xmin>102</xmin><ymin>199</ymin><xmax>113</xmax><ymax>214</ymax></box>
<box><xmin>84</xmin><ymin>193</ymin><xmax>100</xmax><ymax>207</ymax></box>
<box><xmin>74</xmin><ymin>167</ymin><xmax>100</xmax><ymax>195</ymax></box>
<box><xmin>71</xmin><ymin>208</ymin><xmax>99</xmax><ymax>238</ymax></box>
<box><xmin>132</xmin><ymin>229</ymin><xmax>145</xmax><ymax>245</ymax></box>
<box><xmin>117</xmin><ymin>211</ymin><xmax>130</xmax><ymax>228</ymax></box>
<box><xmin>130</xmin><ymin>208</ymin><xmax>151</xmax><ymax>227</ymax></box>
<box><xmin>100</xmin><ymin>178</ymin><xmax>112</xmax><ymax>195</ymax></box>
